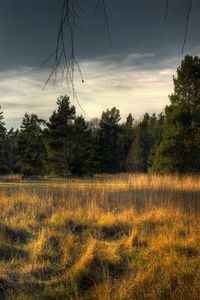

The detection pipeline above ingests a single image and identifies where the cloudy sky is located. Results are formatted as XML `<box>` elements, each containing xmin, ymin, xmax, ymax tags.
<box><xmin>1</xmin><ymin>0</ymin><xmax>200</xmax><ymax>128</ymax></box>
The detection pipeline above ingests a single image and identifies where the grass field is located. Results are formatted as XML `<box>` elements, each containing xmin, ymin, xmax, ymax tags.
<box><xmin>0</xmin><ymin>174</ymin><xmax>200</xmax><ymax>299</ymax></box>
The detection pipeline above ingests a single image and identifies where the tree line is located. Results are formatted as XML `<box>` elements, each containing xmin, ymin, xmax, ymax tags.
<box><xmin>0</xmin><ymin>55</ymin><xmax>200</xmax><ymax>178</ymax></box>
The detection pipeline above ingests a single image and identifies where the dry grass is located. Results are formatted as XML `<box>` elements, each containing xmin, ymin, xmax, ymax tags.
<box><xmin>0</xmin><ymin>174</ymin><xmax>200</xmax><ymax>299</ymax></box>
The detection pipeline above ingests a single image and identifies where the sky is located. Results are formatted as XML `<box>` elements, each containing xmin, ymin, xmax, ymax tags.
<box><xmin>1</xmin><ymin>0</ymin><xmax>200</xmax><ymax>128</ymax></box>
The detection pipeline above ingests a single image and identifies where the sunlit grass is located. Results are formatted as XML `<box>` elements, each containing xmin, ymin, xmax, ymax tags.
<box><xmin>0</xmin><ymin>174</ymin><xmax>200</xmax><ymax>299</ymax></box>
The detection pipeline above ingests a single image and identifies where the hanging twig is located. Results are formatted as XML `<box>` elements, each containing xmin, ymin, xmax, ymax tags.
<box><xmin>163</xmin><ymin>0</ymin><xmax>193</xmax><ymax>54</ymax></box>
<box><xmin>164</xmin><ymin>0</ymin><xmax>169</xmax><ymax>21</ymax></box>
<box><xmin>42</xmin><ymin>0</ymin><xmax>85</xmax><ymax>112</ymax></box>
<box><xmin>42</xmin><ymin>0</ymin><xmax>111</xmax><ymax>113</ymax></box>
<box><xmin>95</xmin><ymin>0</ymin><xmax>112</xmax><ymax>46</ymax></box>
<box><xmin>95</xmin><ymin>0</ymin><xmax>101</xmax><ymax>14</ymax></box>
<box><xmin>182</xmin><ymin>0</ymin><xmax>193</xmax><ymax>54</ymax></box>
<box><xmin>42</xmin><ymin>0</ymin><xmax>194</xmax><ymax>107</ymax></box>
<box><xmin>102</xmin><ymin>0</ymin><xmax>112</xmax><ymax>47</ymax></box>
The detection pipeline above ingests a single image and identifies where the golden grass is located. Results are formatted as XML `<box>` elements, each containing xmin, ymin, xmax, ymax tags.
<box><xmin>0</xmin><ymin>174</ymin><xmax>200</xmax><ymax>299</ymax></box>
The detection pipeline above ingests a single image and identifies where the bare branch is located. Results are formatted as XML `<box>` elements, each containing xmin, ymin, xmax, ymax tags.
<box><xmin>42</xmin><ymin>0</ymin><xmax>112</xmax><ymax>113</ymax></box>
<box><xmin>42</xmin><ymin>0</ymin><xmax>85</xmax><ymax>112</ymax></box>
<box><xmin>42</xmin><ymin>0</ymin><xmax>194</xmax><ymax>111</ymax></box>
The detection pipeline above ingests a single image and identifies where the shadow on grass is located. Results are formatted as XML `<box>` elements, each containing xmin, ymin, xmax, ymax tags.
<box><xmin>0</xmin><ymin>224</ymin><xmax>31</xmax><ymax>244</ymax></box>
<box><xmin>65</xmin><ymin>219</ymin><xmax>130</xmax><ymax>241</ymax></box>
<box><xmin>174</xmin><ymin>245</ymin><xmax>198</xmax><ymax>258</ymax></box>
<box><xmin>0</xmin><ymin>243</ymin><xmax>28</xmax><ymax>261</ymax></box>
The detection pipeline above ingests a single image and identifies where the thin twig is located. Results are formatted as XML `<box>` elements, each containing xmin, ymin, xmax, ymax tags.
<box><xmin>182</xmin><ymin>0</ymin><xmax>193</xmax><ymax>54</ymax></box>
<box><xmin>42</xmin><ymin>0</ymin><xmax>85</xmax><ymax>113</ymax></box>
<box><xmin>102</xmin><ymin>0</ymin><xmax>112</xmax><ymax>47</ymax></box>
<box><xmin>42</xmin><ymin>0</ymin><xmax>111</xmax><ymax>110</ymax></box>
<box><xmin>95</xmin><ymin>0</ymin><xmax>100</xmax><ymax>14</ymax></box>
<box><xmin>164</xmin><ymin>0</ymin><xmax>169</xmax><ymax>21</ymax></box>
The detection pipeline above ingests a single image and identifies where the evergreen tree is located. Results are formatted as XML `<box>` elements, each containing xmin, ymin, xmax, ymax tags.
<box><xmin>17</xmin><ymin>113</ymin><xmax>45</xmax><ymax>178</ymax></box>
<box><xmin>126</xmin><ymin>113</ymin><xmax>164</xmax><ymax>172</ymax></box>
<box><xmin>119</xmin><ymin>113</ymin><xmax>134</xmax><ymax>171</ymax></box>
<box><xmin>6</xmin><ymin>128</ymin><xmax>19</xmax><ymax>174</ymax></box>
<box><xmin>45</xmin><ymin>95</ymin><xmax>76</xmax><ymax>176</ymax></box>
<box><xmin>126</xmin><ymin>113</ymin><xmax>151</xmax><ymax>172</ymax></box>
<box><xmin>126</xmin><ymin>121</ymin><xmax>144</xmax><ymax>172</ymax></box>
<box><xmin>148</xmin><ymin>113</ymin><xmax>164</xmax><ymax>169</ymax></box>
<box><xmin>126</xmin><ymin>113</ymin><xmax>134</xmax><ymax>127</ymax></box>
<box><xmin>0</xmin><ymin>107</ymin><xmax>8</xmax><ymax>174</ymax></box>
<box><xmin>152</xmin><ymin>55</ymin><xmax>200</xmax><ymax>174</ymax></box>
<box><xmin>96</xmin><ymin>107</ymin><xmax>121</xmax><ymax>173</ymax></box>
<box><xmin>70</xmin><ymin>116</ymin><xmax>92</xmax><ymax>176</ymax></box>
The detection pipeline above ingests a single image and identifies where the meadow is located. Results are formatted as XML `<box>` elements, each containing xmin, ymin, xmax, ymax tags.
<box><xmin>0</xmin><ymin>174</ymin><xmax>200</xmax><ymax>299</ymax></box>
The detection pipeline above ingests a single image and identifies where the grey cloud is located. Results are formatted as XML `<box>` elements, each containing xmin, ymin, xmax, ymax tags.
<box><xmin>127</xmin><ymin>53</ymin><xmax>155</xmax><ymax>59</ymax></box>
<box><xmin>0</xmin><ymin>52</ymin><xmax>178</xmax><ymax>129</ymax></box>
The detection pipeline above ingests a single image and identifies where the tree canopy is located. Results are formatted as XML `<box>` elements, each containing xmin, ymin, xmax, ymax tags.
<box><xmin>0</xmin><ymin>55</ymin><xmax>200</xmax><ymax>177</ymax></box>
<box><xmin>152</xmin><ymin>55</ymin><xmax>200</xmax><ymax>174</ymax></box>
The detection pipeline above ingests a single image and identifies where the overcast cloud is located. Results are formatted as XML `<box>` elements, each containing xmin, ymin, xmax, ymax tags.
<box><xmin>1</xmin><ymin>0</ymin><xmax>200</xmax><ymax>128</ymax></box>
<box><xmin>1</xmin><ymin>52</ymin><xmax>177</xmax><ymax>128</ymax></box>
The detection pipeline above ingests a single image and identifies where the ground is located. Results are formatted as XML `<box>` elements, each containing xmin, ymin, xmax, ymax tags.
<box><xmin>0</xmin><ymin>174</ymin><xmax>200</xmax><ymax>299</ymax></box>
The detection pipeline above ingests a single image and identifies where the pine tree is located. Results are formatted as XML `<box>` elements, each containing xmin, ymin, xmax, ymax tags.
<box><xmin>96</xmin><ymin>107</ymin><xmax>121</xmax><ymax>173</ymax></box>
<box><xmin>126</xmin><ymin>113</ymin><xmax>164</xmax><ymax>172</ymax></box>
<box><xmin>17</xmin><ymin>113</ymin><xmax>45</xmax><ymax>178</ymax></box>
<box><xmin>45</xmin><ymin>95</ymin><xmax>76</xmax><ymax>177</ymax></box>
<box><xmin>6</xmin><ymin>128</ymin><xmax>19</xmax><ymax>174</ymax></box>
<box><xmin>148</xmin><ymin>113</ymin><xmax>164</xmax><ymax>169</ymax></box>
<box><xmin>0</xmin><ymin>107</ymin><xmax>8</xmax><ymax>174</ymax></box>
<box><xmin>126</xmin><ymin>122</ymin><xmax>144</xmax><ymax>172</ymax></box>
<box><xmin>119</xmin><ymin>113</ymin><xmax>134</xmax><ymax>171</ymax></box>
<box><xmin>70</xmin><ymin>116</ymin><xmax>92</xmax><ymax>176</ymax></box>
<box><xmin>152</xmin><ymin>55</ymin><xmax>200</xmax><ymax>174</ymax></box>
